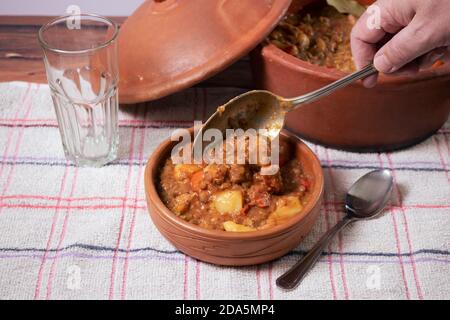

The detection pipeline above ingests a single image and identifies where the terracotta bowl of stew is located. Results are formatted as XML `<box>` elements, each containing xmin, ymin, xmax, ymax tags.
<box><xmin>251</xmin><ymin>0</ymin><xmax>450</xmax><ymax>152</ymax></box>
<box><xmin>144</xmin><ymin>130</ymin><xmax>324</xmax><ymax>266</ymax></box>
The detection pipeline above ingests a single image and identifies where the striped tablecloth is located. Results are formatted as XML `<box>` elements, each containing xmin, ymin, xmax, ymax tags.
<box><xmin>0</xmin><ymin>81</ymin><xmax>449</xmax><ymax>300</ymax></box>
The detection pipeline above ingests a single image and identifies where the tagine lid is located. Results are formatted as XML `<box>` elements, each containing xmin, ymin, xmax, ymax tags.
<box><xmin>118</xmin><ymin>0</ymin><xmax>292</xmax><ymax>104</ymax></box>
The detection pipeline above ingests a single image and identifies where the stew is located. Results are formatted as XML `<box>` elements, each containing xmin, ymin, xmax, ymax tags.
<box><xmin>158</xmin><ymin>135</ymin><xmax>311</xmax><ymax>232</ymax></box>
<box><xmin>268</xmin><ymin>3</ymin><xmax>357</xmax><ymax>73</ymax></box>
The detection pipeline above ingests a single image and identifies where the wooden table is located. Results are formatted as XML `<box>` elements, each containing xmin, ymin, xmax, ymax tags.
<box><xmin>0</xmin><ymin>16</ymin><xmax>254</xmax><ymax>94</ymax></box>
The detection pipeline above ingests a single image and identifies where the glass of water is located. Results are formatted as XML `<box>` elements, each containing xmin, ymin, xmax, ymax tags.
<box><xmin>38</xmin><ymin>14</ymin><xmax>119</xmax><ymax>167</ymax></box>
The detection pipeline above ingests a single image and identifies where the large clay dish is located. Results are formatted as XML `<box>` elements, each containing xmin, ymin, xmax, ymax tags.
<box><xmin>118</xmin><ymin>0</ymin><xmax>291</xmax><ymax>104</ymax></box>
<box><xmin>144</xmin><ymin>130</ymin><xmax>324</xmax><ymax>266</ymax></box>
<box><xmin>251</xmin><ymin>0</ymin><xmax>450</xmax><ymax>152</ymax></box>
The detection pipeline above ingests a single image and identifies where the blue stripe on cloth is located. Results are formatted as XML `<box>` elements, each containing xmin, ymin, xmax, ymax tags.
<box><xmin>0</xmin><ymin>244</ymin><xmax>448</xmax><ymax>258</ymax></box>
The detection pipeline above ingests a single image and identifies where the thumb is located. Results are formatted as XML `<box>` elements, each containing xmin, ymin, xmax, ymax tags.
<box><xmin>374</xmin><ymin>20</ymin><xmax>439</xmax><ymax>73</ymax></box>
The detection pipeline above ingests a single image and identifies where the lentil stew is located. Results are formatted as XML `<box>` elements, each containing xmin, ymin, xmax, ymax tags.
<box><xmin>268</xmin><ymin>1</ymin><xmax>357</xmax><ymax>72</ymax></box>
<box><xmin>158</xmin><ymin>136</ymin><xmax>311</xmax><ymax>232</ymax></box>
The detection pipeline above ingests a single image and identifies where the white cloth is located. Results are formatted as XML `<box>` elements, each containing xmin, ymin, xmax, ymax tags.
<box><xmin>0</xmin><ymin>82</ymin><xmax>448</xmax><ymax>300</ymax></box>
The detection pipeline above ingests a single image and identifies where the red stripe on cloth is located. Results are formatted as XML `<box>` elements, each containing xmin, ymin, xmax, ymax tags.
<box><xmin>34</xmin><ymin>162</ymin><xmax>70</xmax><ymax>299</ymax></box>
<box><xmin>325</xmin><ymin>198</ymin><xmax>337</xmax><ymax>300</ymax></box>
<box><xmin>378</xmin><ymin>154</ymin><xmax>411</xmax><ymax>299</ymax></box>
<box><xmin>324</xmin><ymin>148</ymin><xmax>350</xmax><ymax>300</ymax></box>
<box><xmin>433</xmin><ymin>136</ymin><xmax>450</xmax><ymax>184</ymax></box>
<box><xmin>196</xmin><ymin>260</ymin><xmax>201</xmax><ymax>300</ymax></box>
<box><xmin>108</xmin><ymin>106</ymin><xmax>139</xmax><ymax>300</ymax></box>
<box><xmin>386</xmin><ymin>154</ymin><xmax>424</xmax><ymax>299</ymax></box>
<box><xmin>0</xmin><ymin>84</ymin><xmax>32</xmax><ymax>182</ymax></box>
<box><xmin>120</xmin><ymin>108</ymin><xmax>148</xmax><ymax>300</ymax></box>
<box><xmin>256</xmin><ymin>265</ymin><xmax>261</xmax><ymax>300</ymax></box>
<box><xmin>0</xmin><ymin>194</ymin><xmax>146</xmax><ymax>203</ymax></box>
<box><xmin>315</xmin><ymin>146</ymin><xmax>338</xmax><ymax>300</ymax></box>
<box><xmin>444</xmin><ymin>134</ymin><xmax>450</xmax><ymax>157</ymax></box>
<box><xmin>268</xmin><ymin>262</ymin><xmax>274</xmax><ymax>300</ymax></box>
<box><xmin>0</xmin><ymin>203</ymin><xmax>147</xmax><ymax>210</ymax></box>
<box><xmin>184</xmin><ymin>255</ymin><xmax>189</xmax><ymax>300</ymax></box>
<box><xmin>45</xmin><ymin>167</ymin><xmax>79</xmax><ymax>299</ymax></box>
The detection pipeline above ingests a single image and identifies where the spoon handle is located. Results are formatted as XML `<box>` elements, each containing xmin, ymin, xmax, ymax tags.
<box><xmin>289</xmin><ymin>64</ymin><xmax>378</xmax><ymax>107</ymax></box>
<box><xmin>276</xmin><ymin>216</ymin><xmax>355</xmax><ymax>290</ymax></box>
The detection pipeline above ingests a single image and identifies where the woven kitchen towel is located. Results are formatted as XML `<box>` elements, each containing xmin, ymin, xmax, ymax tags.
<box><xmin>0</xmin><ymin>81</ymin><xmax>448</xmax><ymax>300</ymax></box>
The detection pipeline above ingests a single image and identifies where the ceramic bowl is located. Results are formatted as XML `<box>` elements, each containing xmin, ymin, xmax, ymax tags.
<box><xmin>251</xmin><ymin>0</ymin><xmax>450</xmax><ymax>152</ymax></box>
<box><xmin>144</xmin><ymin>130</ymin><xmax>324</xmax><ymax>266</ymax></box>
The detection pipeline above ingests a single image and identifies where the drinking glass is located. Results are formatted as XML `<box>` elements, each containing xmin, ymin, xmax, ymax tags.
<box><xmin>38</xmin><ymin>14</ymin><xmax>119</xmax><ymax>167</ymax></box>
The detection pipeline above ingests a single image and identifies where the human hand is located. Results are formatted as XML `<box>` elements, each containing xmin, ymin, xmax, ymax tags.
<box><xmin>351</xmin><ymin>0</ymin><xmax>450</xmax><ymax>87</ymax></box>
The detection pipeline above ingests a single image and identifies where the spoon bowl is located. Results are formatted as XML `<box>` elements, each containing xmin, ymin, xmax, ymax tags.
<box><xmin>193</xmin><ymin>90</ymin><xmax>286</xmax><ymax>151</ymax></box>
<box><xmin>345</xmin><ymin>169</ymin><xmax>394</xmax><ymax>219</ymax></box>
<box><xmin>193</xmin><ymin>64</ymin><xmax>377</xmax><ymax>152</ymax></box>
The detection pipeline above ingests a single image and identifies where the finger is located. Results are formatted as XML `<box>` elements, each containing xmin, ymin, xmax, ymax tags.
<box><xmin>350</xmin><ymin>9</ymin><xmax>386</xmax><ymax>70</ymax></box>
<box><xmin>351</xmin><ymin>6</ymin><xmax>386</xmax><ymax>88</ymax></box>
<box><xmin>361</xmin><ymin>73</ymin><xmax>379</xmax><ymax>88</ymax></box>
<box><xmin>351</xmin><ymin>33</ymin><xmax>379</xmax><ymax>87</ymax></box>
<box><xmin>351</xmin><ymin>0</ymin><xmax>413</xmax><ymax>69</ymax></box>
<box><xmin>389</xmin><ymin>61</ymin><xmax>420</xmax><ymax>77</ymax></box>
<box><xmin>374</xmin><ymin>18</ymin><xmax>441</xmax><ymax>73</ymax></box>
<box><xmin>351</xmin><ymin>0</ymin><xmax>416</xmax><ymax>87</ymax></box>
<box><xmin>364</xmin><ymin>60</ymin><xmax>420</xmax><ymax>81</ymax></box>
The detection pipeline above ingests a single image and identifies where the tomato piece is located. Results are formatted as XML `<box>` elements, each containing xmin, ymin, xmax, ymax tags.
<box><xmin>254</xmin><ymin>192</ymin><xmax>271</xmax><ymax>208</ymax></box>
<box><xmin>190</xmin><ymin>171</ymin><xmax>204</xmax><ymax>191</ymax></box>
<box><xmin>300</xmin><ymin>178</ymin><xmax>310</xmax><ymax>190</ymax></box>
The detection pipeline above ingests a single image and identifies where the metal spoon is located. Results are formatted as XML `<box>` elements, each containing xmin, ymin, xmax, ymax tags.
<box><xmin>193</xmin><ymin>64</ymin><xmax>377</xmax><ymax>151</ymax></box>
<box><xmin>276</xmin><ymin>169</ymin><xmax>393</xmax><ymax>290</ymax></box>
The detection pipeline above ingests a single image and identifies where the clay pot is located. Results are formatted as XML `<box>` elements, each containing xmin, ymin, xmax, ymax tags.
<box><xmin>144</xmin><ymin>130</ymin><xmax>324</xmax><ymax>266</ymax></box>
<box><xmin>118</xmin><ymin>0</ymin><xmax>291</xmax><ymax>104</ymax></box>
<box><xmin>251</xmin><ymin>0</ymin><xmax>450</xmax><ymax>152</ymax></box>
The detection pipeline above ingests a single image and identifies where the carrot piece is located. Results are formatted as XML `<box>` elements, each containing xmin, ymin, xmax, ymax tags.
<box><xmin>356</xmin><ymin>0</ymin><xmax>376</xmax><ymax>5</ymax></box>
<box><xmin>190</xmin><ymin>171</ymin><xmax>204</xmax><ymax>191</ymax></box>
<box><xmin>432</xmin><ymin>60</ymin><xmax>445</xmax><ymax>69</ymax></box>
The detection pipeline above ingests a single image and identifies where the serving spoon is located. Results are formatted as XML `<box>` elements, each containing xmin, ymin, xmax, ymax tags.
<box><xmin>276</xmin><ymin>169</ymin><xmax>394</xmax><ymax>290</ymax></box>
<box><xmin>193</xmin><ymin>64</ymin><xmax>377</xmax><ymax>151</ymax></box>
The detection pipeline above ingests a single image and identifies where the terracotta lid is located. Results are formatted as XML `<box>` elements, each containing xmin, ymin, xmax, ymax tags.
<box><xmin>118</xmin><ymin>0</ymin><xmax>291</xmax><ymax>104</ymax></box>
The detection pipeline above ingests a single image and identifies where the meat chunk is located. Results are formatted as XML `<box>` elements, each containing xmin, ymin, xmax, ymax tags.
<box><xmin>203</xmin><ymin>164</ymin><xmax>228</xmax><ymax>185</ymax></box>
<box><xmin>172</xmin><ymin>193</ymin><xmax>195</xmax><ymax>215</ymax></box>
<box><xmin>229</xmin><ymin>165</ymin><xmax>250</xmax><ymax>183</ymax></box>
<box><xmin>253</xmin><ymin>171</ymin><xmax>283</xmax><ymax>194</ymax></box>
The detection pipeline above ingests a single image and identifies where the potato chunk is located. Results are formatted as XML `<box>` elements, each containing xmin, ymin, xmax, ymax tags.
<box><xmin>213</xmin><ymin>190</ymin><xmax>243</xmax><ymax>214</ymax></box>
<box><xmin>173</xmin><ymin>164</ymin><xmax>202</xmax><ymax>180</ymax></box>
<box><xmin>270</xmin><ymin>196</ymin><xmax>303</xmax><ymax>220</ymax></box>
<box><xmin>223</xmin><ymin>221</ymin><xmax>255</xmax><ymax>232</ymax></box>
